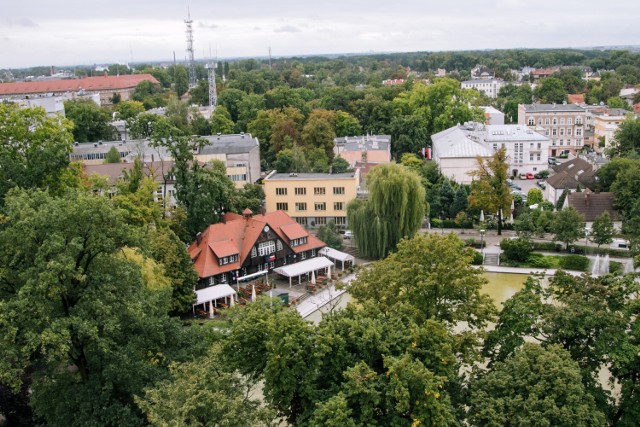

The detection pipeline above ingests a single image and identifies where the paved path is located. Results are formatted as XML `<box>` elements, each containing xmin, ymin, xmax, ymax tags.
<box><xmin>480</xmin><ymin>264</ymin><xmax>583</xmax><ymax>276</ymax></box>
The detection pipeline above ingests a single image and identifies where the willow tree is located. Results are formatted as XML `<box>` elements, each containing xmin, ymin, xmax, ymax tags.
<box><xmin>468</xmin><ymin>147</ymin><xmax>512</xmax><ymax>235</ymax></box>
<box><xmin>347</xmin><ymin>163</ymin><xmax>425</xmax><ymax>258</ymax></box>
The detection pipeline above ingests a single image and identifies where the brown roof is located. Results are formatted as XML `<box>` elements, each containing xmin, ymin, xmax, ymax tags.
<box><xmin>567</xmin><ymin>94</ymin><xmax>585</xmax><ymax>104</ymax></box>
<box><xmin>567</xmin><ymin>191</ymin><xmax>621</xmax><ymax>222</ymax></box>
<box><xmin>83</xmin><ymin>161</ymin><xmax>175</xmax><ymax>185</ymax></box>
<box><xmin>280</xmin><ymin>223</ymin><xmax>308</xmax><ymax>240</ymax></box>
<box><xmin>546</xmin><ymin>170</ymin><xmax>579</xmax><ymax>190</ymax></box>
<box><xmin>634</xmin><ymin>103</ymin><xmax>640</xmax><ymax>114</ymax></box>
<box><xmin>553</xmin><ymin>158</ymin><xmax>593</xmax><ymax>175</ymax></box>
<box><xmin>0</xmin><ymin>74</ymin><xmax>159</xmax><ymax>96</ymax></box>
<box><xmin>188</xmin><ymin>210</ymin><xmax>326</xmax><ymax>279</ymax></box>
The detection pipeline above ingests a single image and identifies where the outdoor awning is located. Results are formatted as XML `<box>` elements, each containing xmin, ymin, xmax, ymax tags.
<box><xmin>194</xmin><ymin>284</ymin><xmax>237</xmax><ymax>306</ymax></box>
<box><xmin>319</xmin><ymin>247</ymin><xmax>355</xmax><ymax>263</ymax></box>
<box><xmin>236</xmin><ymin>270</ymin><xmax>268</xmax><ymax>282</ymax></box>
<box><xmin>273</xmin><ymin>256</ymin><xmax>334</xmax><ymax>278</ymax></box>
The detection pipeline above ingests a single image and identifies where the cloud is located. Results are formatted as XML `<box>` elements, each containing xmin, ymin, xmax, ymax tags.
<box><xmin>5</xmin><ymin>18</ymin><xmax>38</xmax><ymax>27</ymax></box>
<box><xmin>274</xmin><ymin>25</ymin><xmax>300</xmax><ymax>33</ymax></box>
<box><xmin>198</xmin><ymin>21</ymin><xmax>218</xmax><ymax>30</ymax></box>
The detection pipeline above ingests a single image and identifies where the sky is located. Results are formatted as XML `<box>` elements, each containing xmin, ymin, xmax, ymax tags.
<box><xmin>1</xmin><ymin>0</ymin><xmax>639</xmax><ymax>69</ymax></box>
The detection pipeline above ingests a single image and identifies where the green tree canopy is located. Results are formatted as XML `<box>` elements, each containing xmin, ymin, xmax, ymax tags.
<box><xmin>64</xmin><ymin>99</ymin><xmax>116</xmax><ymax>143</ymax></box>
<box><xmin>590</xmin><ymin>211</ymin><xmax>614</xmax><ymax>249</ymax></box>
<box><xmin>607</xmin><ymin>116</ymin><xmax>640</xmax><ymax>157</ymax></box>
<box><xmin>552</xmin><ymin>207</ymin><xmax>585</xmax><ymax>250</ymax></box>
<box><xmin>534</xmin><ymin>77</ymin><xmax>567</xmax><ymax>103</ymax></box>
<box><xmin>347</xmin><ymin>163</ymin><xmax>425</xmax><ymax>258</ymax></box>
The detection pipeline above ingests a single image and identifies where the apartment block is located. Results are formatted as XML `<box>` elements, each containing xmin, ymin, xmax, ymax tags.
<box><xmin>518</xmin><ymin>103</ymin><xmax>586</xmax><ymax>156</ymax></box>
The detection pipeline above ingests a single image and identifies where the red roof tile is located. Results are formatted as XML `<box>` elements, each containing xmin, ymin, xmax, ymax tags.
<box><xmin>0</xmin><ymin>74</ymin><xmax>159</xmax><ymax>96</ymax></box>
<box><xmin>208</xmin><ymin>240</ymin><xmax>239</xmax><ymax>258</ymax></box>
<box><xmin>279</xmin><ymin>223</ymin><xmax>308</xmax><ymax>240</ymax></box>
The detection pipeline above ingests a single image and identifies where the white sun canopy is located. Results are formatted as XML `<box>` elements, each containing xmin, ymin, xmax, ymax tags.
<box><xmin>194</xmin><ymin>284</ymin><xmax>237</xmax><ymax>306</ymax></box>
<box><xmin>273</xmin><ymin>256</ymin><xmax>334</xmax><ymax>286</ymax></box>
<box><xmin>319</xmin><ymin>247</ymin><xmax>355</xmax><ymax>270</ymax></box>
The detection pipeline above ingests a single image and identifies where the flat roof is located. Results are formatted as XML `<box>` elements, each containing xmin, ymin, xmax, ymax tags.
<box><xmin>483</xmin><ymin>125</ymin><xmax>548</xmax><ymax>142</ymax></box>
<box><xmin>198</xmin><ymin>134</ymin><xmax>259</xmax><ymax>154</ymax></box>
<box><xmin>521</xmin><ymin>103</ymin><xmax>585</xmax><ymax>113</ymax></box>
<box><xmin>266</xmin><ymin>172</ymin><xmax>356</xmax><ymax>181</ymax></box>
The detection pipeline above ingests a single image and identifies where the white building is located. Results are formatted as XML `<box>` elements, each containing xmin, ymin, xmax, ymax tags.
<box><xmin>431</xmin><ymin>123</ymin><xmax>550</xmax><ymax>184</ymax></box>
<box><xmin>461</xmin><ymin>79</ymin><xmax>506</xmax><ymax>99</ymax></box>
<box><xmin>482</xmin><ymin>106</ymin><xmax>505</xmax><ymax>125</ymax></box>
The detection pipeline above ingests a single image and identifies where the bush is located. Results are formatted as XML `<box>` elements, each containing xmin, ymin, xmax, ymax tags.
<box><xmin>501</xmin><ymin>237</ymin><xmax>533</xmax><ymax>262</ymax></box>
<box><xmin>609</xmin><ymin>261</ymin><xmax>624</xmax><ymax>276</ymax></box>
<box><xmin>558</xmin><ymin>255</ymin><xmax>590</xmax><ymax>272</ymax></box>
<box><xmin>532</xmin><ymin>241</ymin><xmax>564</xmax><ymax>252</ymax></box>
<box><xmin>526</xmin><ymin>253</ymin><xmax>558</xmax><ymax>268</ymax></box>
<box><xmin>472</xmin><ymin>251</ymin><xmax>484</xmax><ymax>265</ymax></box>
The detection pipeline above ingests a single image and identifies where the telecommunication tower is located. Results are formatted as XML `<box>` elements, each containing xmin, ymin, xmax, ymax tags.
<box><xmin>185</xmin><ymin>10</ymin><xmax>197</xmax><ymax>88</ymax></box>
<box><xmin>205</xmin><ymin>62</ymin><xmax>217</xmax><ymax>113</ymax></box>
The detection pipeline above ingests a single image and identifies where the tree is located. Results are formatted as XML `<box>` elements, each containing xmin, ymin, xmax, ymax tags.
<box><xmin>0</xmin><ymin>190</ymin><xmax>201</xmax><ymax>426</ymax></box>
<box><xmin>64</xmin><ymin>99</ymin><xmax>116</xmax><ymax>142</ymax></box>
<box><xmin>330</xmin><ymin>156</ymin><xmax>352</xmax><ymax>174</ymax></box>
<box><xmin>316</xmin><ymin>220</ymin><xmax>342</xmax><ymax>249</ymax></box>
<box><xmin>210</xmin><ymin>105</ymin><xmax>235</xmax><ymax>134</ymax></box>
<box><xmin>105</xmin><ymin>146</ymin><xmax>121</xmax><ymax>163</ymax></box>
<box><xmin>333</xmin><ymin>110</ymin><xmax>362</xmax><ymax>137</ymax></box>
<box><xmin>347</xmin><ymin>163</ymin><xmax>425</xmax><ymax>258</ymax></box>
<box><xmin>552</xmin><ymin>207</ymin><xmax>585</xmax><ymax>250</ymax></box>
<box><xmin>469</xmin><ymin>344</ymin><xmax>605</xmax><ymax>427</ymax></box>
<box><xmin>607</xmin><ymin>117</ymin><xmax>640</xmax><ymax>157</ymax></box>
<box><xmin>468</xmin><ymin>147</ymin><xmax>512</xmax><ymax>235</ymax></box>
<box><xmin>526</xmin><ymin>187</ymin><xmax>543</xmax><ymax>206</ymax></box>
<box><xmin>115</xmin><ymin>100</ymin><xmax>145</xmax><ymax>120</ymax></box>
<box><xmin>607</xmin><ymin>96</ymin><xmax>630</xmax><ymax>110</ymax></box>
<box><xmin>301</xmin><ymin>110</ymin><xmax>337</xmax><ymax>159</ymax></box>
<box><xmin>172</xmin><ymin>65</ymin><xmax>189</xmax><ymax>97</ymax></box>
<box><xmin>234</xmin><ymin>183</ymin><xmax>265</xmax><ymax>214</ymax></box>
<box><xmin>439</xmin><ymin>179</ymin><xmax>455</xmax><ymax>219</ymax></box>
<box><xmin>590</xmin><ymin>211</ymin><xmax>614</xmax><ymax>250</ymax></box>
<box><xmin>0</xmin><ymin>104</ymin><xmax>74</xmax><ymax>203</ymax></box>
<box><xmin>136</xmin><ymin>345</ymin><xmax>273</xmax><ymax>426</ymax></box>
<box><xmin>534</xmin><ymin>77</ymin><xmax>567</xmax><ymax>103</ymax></box>
<box><xmin>450</xmin><ymin>185</ymin><xmax>468</xmax><ymax>219</ymax></box>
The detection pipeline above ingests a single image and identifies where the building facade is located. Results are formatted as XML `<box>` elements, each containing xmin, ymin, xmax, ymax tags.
<box><xmin>188</xmin><ymin>210</ymin><xmax>326</xmax><ymax>289</ymax></box>
<box><xmin>461</xmin><ymin>79</ymin><xmax>506</xmax><ymax>98</ymax></box>
<box><xmin>518</xmin><ymin>103</ymin><xmax>586</xmax><ymax>156</ymax></box>
<box><xmin>334</xmin><ymin>135</ymin><xmax>391</xmax><ymax>165</ymax></box>
<box><xmin>263</xmin><ymin>172</ymin><xmax>359</xmax><ymax>228</ymax></box>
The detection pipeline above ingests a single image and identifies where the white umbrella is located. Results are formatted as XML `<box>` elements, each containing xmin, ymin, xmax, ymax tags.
<box><xmin>311</xmin><ymin>270</ymin><xmax>316</xmax><ymax>285</ymax></box>
<box><xmin>230</xmin><ymin>294</ymin><xmax>235</xmax><ymax>307</ymax></box>
<box><xmin>511</xmin><ymin>199</ymin><xmax>515</xmax><ymax>210</ymax></box>
<box><xmin>480</xmin><ymin>210</ymin><xmax>485</xmax><ymax>222</ymax></box>
<box><xmin>251</xmin><ymin>284</ymin><xmax>257</xmax><ymax>302</ymax></box>
<box><xmin>208</xmin><ymin>300</ymin><xmax>214</xmax><ymax>319</ymax></box>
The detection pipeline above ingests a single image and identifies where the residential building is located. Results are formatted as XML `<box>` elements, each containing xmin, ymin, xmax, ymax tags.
<box><xmin>431</xmin><ymin>122</ymin><xmax>550</xmax><ymax>184</ymax></box>
<box><xmin>620</xmin><ymin>87</ymin><xmax>639</xmax><ymax>107</ymax></box>
<box><xmin>263</xmin><ymin>171</ymin><xmax>359</xmax><ymax>228</ymax></box>
<box><xmin>188</xmin><ymin>209</ymin><xmax>326</xmax><ymax>289</ymax></box>
<box><xmin>461</xmin><ymin>78</ymin><xmax>505</xmax><ymax>98</ymax></box>
<box><xmin>530</xmin><ymin>67</ymin><xmax>560</xmax><ymax>80</ymax></box>
<box><xmin>334</xmin><ymin>135</ymin><xmax>391</xmax><ymax>166</ymax></box>
<box><xmin>545</xmin><ymin>158</ymin><xmax>597</xmax><ymax>204</ymax></box>
<box><xmin>70</xmin><ymin>133</ymin><xmax>260</xmax><ymax>189</ymax></box>
<box><xmin>518</xmin><ymin>103</ymin><xmax>587</xmax><ymax>156</ymax></box>
<box><xmin>482</xmin><ymin>106</ymin><xmax>505</xmax><ymax>125</ymax></box>
<box><xmin>83</xmin><ymin>161</ymin><xmax>177</xmax><ymax>207</ymax></box>
<box><xmin>0</xmin><ymin>74</ymin><xmax>159</xmax><ymax>105</ymax></box>
<box><xmin>430</xmin><ymin>125</ymin><xmax>494</xmax><ymax>185</ymax></box>
<box><xmin>592</xmin><ymin>108</ymin><xmax>633</xmax><ymax>150</ymax></box>
<box><xmin>2</xmin><ymin>92</ymin><xmax>102</xmax><ymax>116</ymax></box>
<box><xmin>566</xmin><ymin>190</ymin><xmax>622</xmax><ymax>230</ymax></box>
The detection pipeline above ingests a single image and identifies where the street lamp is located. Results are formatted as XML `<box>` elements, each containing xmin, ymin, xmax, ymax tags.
<box><xmin>584</xmin><ymin>228</ymin><xmax>589</xmax><ymax>255</ymax></box>
<box><xmin>479</xmin><ymin>228</ymin><xmax>486</xmax><ymax>255</ymax></box>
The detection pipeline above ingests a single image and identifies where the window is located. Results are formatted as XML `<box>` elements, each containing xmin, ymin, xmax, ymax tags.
<box><xmin>576</xmin><ymin>128</ymin><xmax>582</xmax><ymax>136</ymax></box>
<box><xmin>545</xmin><ymin>129</ymin><xmax>550</xmax><ymax>136</ymax></box>
<box><xmin>295</xmin><ymin>202</ymin><xmax>307</xmax><ymax>211</ymax></box>
<box><xmin>537</xmin><ymin>153</ymin><xmax>541</xmax><ymax>161</ymax></box>
<box><xmin>559</xmin><ymin>128</ymin><xmax>564</xmax><ymax>136</ymax></box>
<box><xmin>333</xmin><ymin>187</ymin><xmax>345</xmax><ymax>195</ymax></box>
<box><xmin>270</xmin><ymin>261</ymin><xmax>275</xmax><ymax>269</ymax></box>
<box><xmin>295</xmin><ymin>187</ymin><xmax>306</xmax><ymax>195</ymax></box>
<box><xmin>311</xmin><ymin>249</ymin><xmax>316</xmax><ymax>257</ymax></box>
<box><xmin>552</xmin><ymin>118</ymin><xmax>557</xmax><ymax>125</ymax></box>
<box><xmin>538</xmin><ymin>119</ymin><xmax>542</xmax><ymax>125</ymax></box>
<box><xmin>334</xmin><ymin>202</ymin><xmax>344</xmax><ymax>211</ymax></box>
<box><xmin>276</xmin><ymin>202</ymin><xmax>289</xmax><ymax>211</ymax></box>
<box><xmin>560</xmin><ymin>118</ymin><xmax>565</xmax><ymax>125</ymax></box>
<box><xmin>567</xmin><ymin>118</ymin><xmax>572</xmax><ymax>125</ymax></box>
<box><xmin>258</xmin><ymin>241</ymin><xmax>276</xmax><ymax>256</ymax></box>
<box><xmin>251</xmin><ymin>247</ymin><xmax>257</xmax><ymax>258</ymax></box>
<box><xmin>576</xmin><ymin>117</ymin><xmax>583</xmax><ymax>125</ymax></box>
<box><xmin>533</xmin><ymin>167</ymin><xmax>537</xmax><ymax>171</ymax></box>
<box><xmin>220</xmin><ymin>273</ymin><xmax>227</xmax><ymax>283</ymax></box>
<box><xmin>559</xmin><ymin>139</ymin><xmax>564</xmax><ymax>146</ymax></box>
<box><xmin>301</xmin><ymin>252</ymin><xmax>307</xmax><ymax>260</ymax></box>
<box><xmin>530</xmin><ymin>153</ymin><xmax>534</xmax><ymax>161</ymax></box>
<box><xmin>528</xmin><ymin>118</ymin><xmax>534</xmax><ymax>126</ymax></box>
<box><xmin>545</xmin><ymin>118</ymin><xmax>551</xmax><ymax>125</ymax></box>
<box><xmin>314</xmin><ymin>187</ymin><xmax>326</xmax><ymax>195</ymax></box>
<box><xmin>228</xmin><ymin>174</ymin><xmax>247</xmax><ymax>182</ymax></box>
<box><xmin>296</xmin><ymin>217</ymin><xmax>308</xmax><ymax>226</ymax></box>
<box><xmin>552</xmin><ymin>129</ymin><xmax>557</xmax><ymax>136</ymax></box>
<box><xmin>335</xmin><ymin>217</ymin><xmax>346</xmax><ymax>225</ymax></box>
<box><xmin>577</xmin><ymin>139</ymin><xmax>583</xmax><ymax>146</ymax></box>
<box><xmin>315</xmin><ymin>202</ymin><xmax>326</xmax><ymax>211</ymax></box>
<box><xmin>537</xmin><ymin>142</ymin><xmax>541</xmax><ymax>149</ymax></box>
<box><xmin>276</xmin><ymin>240</ymin><xmax>283</xmax><ymax>251</ymax></box>
<box><xmin>567</xmin><ymin>128</ymin><xmax>572</xmax><ymax>136</ymax></box>
<box><xmin>276</xmin><ymin>188</ymin><xmax>287</xmax><ymax>196</ymax></box>
<box><xmin>316</xmin><ymin>217</ymin><xmax>326</xmax><ymax>226</ymax></box>
<box><xmin>492</xmin><ymin>143</ymin><xmax>498</xmax><ymax>150</ymax></box>
<box><xmin>566</xmin><ymin>139</ymin><xmax>572</xmax><ymax>145</ymax></box>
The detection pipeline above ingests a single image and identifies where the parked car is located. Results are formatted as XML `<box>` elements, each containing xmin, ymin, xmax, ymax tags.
<box><xmin>518</xmin><ymin>173</ymin><xmax>527</xmax><ymax>179</ymax></box>
<box><xmin>526</xmin><ymin>172</ymin><xmax>535</xmax><ymax>179</ymax></box>
<box><xmin>534</xmin><ymin>170</ymin><xmax>550</xmax><ymax>179</ymax></box>
<box><xmin>343</xmin><ymin>231</ymin><xmax>353</xmax><ymax>240</ymax></box>
<box><xmin>509</xmin><ymin>183</ymin><xmax>522</xmax><ymax>190</ymax></box>
<box><xmin>610</xmin><ymin>239</ymin><xmax>630</xmax><ymax>250</ymax></box>
<box><xmin>548</xmin><ymin>157</ymin><xmax>556</xmax><ymax>165</ymax></box>
<box><xmin>536</xmin><ymin>180</ymin><xmax>546</xmax><ymax>190</ymax></box>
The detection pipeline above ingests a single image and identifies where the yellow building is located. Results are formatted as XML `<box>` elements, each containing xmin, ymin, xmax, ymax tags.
<box><xmin>263</xmin><ymin>171</ymin><xmax>360</xmax><ymax>228</ymax></box>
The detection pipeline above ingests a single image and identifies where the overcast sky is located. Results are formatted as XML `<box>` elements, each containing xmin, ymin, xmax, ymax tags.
<box><xmin>1</xmin><ymin>0</ymin><xmax>639</xmax><ymax>69</ymax></box>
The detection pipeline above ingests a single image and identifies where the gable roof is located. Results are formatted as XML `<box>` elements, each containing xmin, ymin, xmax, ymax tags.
<box><xmin>188</xmin><ymin>210</ymin><xmax>326</xmax><ymax>279</ymax></box>
<box><xmin>546</xmin><ymin>170</ymin><xmax>579</xmax><ymax>190</ymax></box>
<box><xmin>567</xmin><ymin>191</ymin><xmax>621</xmax><ymax>222</ymax></box>
<box><xmin>83</xmin><ymin>161</ymin><xmax>175</xmax><ymax>185</ymax></box>
<box><xmin>431</xmin><ymin>126</ymin><xmax>494</xmax><ymax>158</ymax></box>
<box><xmin>0</xmin><ymin>74</ymin><xmax>159</xmax><ymax>96</ymax></box>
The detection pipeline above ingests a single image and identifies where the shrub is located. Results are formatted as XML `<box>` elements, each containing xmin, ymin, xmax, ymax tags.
<box><xmin>501</xmin><ymin>237</ymin><xmax>533</xmax><ymax>262</ymax></box>
<box><xmin>526</xmin><ymin>253</ymin><xmax>557</xmax><ymax>268</ymax></box>
<box><xmin>472</xmin><ymin>252</ymin><xmax>484</xmax><ymax>265</ymax></box>
<box><xmin>559</xmin><ymin>255</ymin><xmax>590</xmax><ymax>272</ymax></box>
<box><xmin>609</xmin><ymin>261</ymin><xmax>624</xmax><ymax>276</ymax></box>
<box><xmin>532</xmin><ymin>241</ymin><xmax>563</xmax><ymax>252</ymax></box>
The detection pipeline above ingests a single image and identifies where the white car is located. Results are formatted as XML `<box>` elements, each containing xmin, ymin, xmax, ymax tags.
<box><xmin>343</xmin><ymin>231</ymin><xmax>353</xmax><ymax>240</ymax></box>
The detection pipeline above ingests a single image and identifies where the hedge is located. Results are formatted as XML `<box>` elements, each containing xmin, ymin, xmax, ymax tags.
<box><xmin>558</xmin><ymin>255</ymin><xmax>590</xmax><ymax>272</ymax></box>
<box><xmin>531</xmin><ymin>241</ymin><xmax>632</xmax><ymax>258</ymax></box>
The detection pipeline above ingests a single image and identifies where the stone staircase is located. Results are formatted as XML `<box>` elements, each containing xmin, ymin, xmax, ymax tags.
<box><xmin>483</xmin><ymin>252</ymin><xmax>501</xmax><ymax>266</ymax></box>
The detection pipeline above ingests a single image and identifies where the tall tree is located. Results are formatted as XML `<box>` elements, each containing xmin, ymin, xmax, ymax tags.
<box><xmin>607</xmin><ymin>117</ymin><xmax>640</xmax><ymax>157</ymax></box>
<box><xmin>468</xmin><ymin>147</ymin><xmax>512</xmax><ymax>235</ymax></box>
<box><xmin>534</xmin><ymin>77</ymin><xmax>567</xmax><ymax>103</ymax></box>
<box><xmin>0</xmin><ymin>104</ymin><xmax>74</xmax><ymax>203</ymax></box>
<box><xmin>552</xmin><ymin>207</ymin><xmax>585</xmax><ymax>250</ymax></box>
<box><xmin>347</xmin><ymin>163</ymin><xmax>425</xmax><ymax>258</ymax></box>
<box><xmin>64</xmin><ymin>99</ymin><xmax>116</xmax><ymax>142</ymax></box>
<box><xmin>590</xmin><ymin>211</ymin><xmax>614</xmax><ymax>250</ymax></box>
<box><xmin>469</xmin><ymin>344</ymin><xmax>605</xmax><ymax>427</ymax></box>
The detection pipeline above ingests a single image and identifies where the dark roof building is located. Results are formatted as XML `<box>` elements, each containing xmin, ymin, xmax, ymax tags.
<box><xmin>567</xmin><ymin>191</ymin><xmax>621</xmax><ymax>222</ymax></box>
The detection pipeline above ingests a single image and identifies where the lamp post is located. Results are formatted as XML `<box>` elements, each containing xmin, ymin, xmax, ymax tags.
<box><xmin>584</xmin><ymin>228</ymin><xmax>589</xmax><ymax>255</ymax></box>
<box><xmin>479</xmin><ymin>229</ymin><xmax>486</xmax><ymax>263</ymax></box>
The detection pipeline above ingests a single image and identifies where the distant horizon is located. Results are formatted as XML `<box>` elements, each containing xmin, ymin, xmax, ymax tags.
<box><xmin>2</xmin><ymin>0</ymin><xmax>639</xmax><ymax>69</ymax></box>
<box><xmin>3</xmin><ymin>44</ymin><xmax>640</xmax><ymax>72</ymax></box>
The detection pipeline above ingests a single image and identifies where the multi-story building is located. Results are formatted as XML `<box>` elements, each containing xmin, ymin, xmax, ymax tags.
<box><xmin>188</xmin><ymin>209</ymin><xmax>326</xmax><ymax>289</ymax></box>
<box><xmin>70</xmin><ymin>133</ymin><xmax>260</xmax><ymax>189</ymax></box>
<box><xmin>592</xmin><ymin>108</ymin><xmax>634</xmax><ymax>150</ymax></box>
<box><xmin>518</xmin><ymin>103</ymin><xmax>586</xmax><ymax>156</ymax></box>
<box><xmin>431</xmin><ymin>122</ymin><xmax>550</xmax><ymax>183</ymax></box>
<box><xmin>334</xmin><ymin>135</ymin><xmax>391</xmax><ymax>166</ymax></box>
<box><xmin>263</xmin><ymin>172</ymin><xmax>359</xmax><ymax>228</ymax></box>
<box><xmin>0</xmin><ymin>74</ymin><xmax>159</xmax><ymax>105</ymax></box>
<box><xmin>461</xmin><ymin>78</ymin><xmax>506</xmax><ymax>99</ymax></box>
<box><xmin>482</xmin><ymin>106</ymin><xmax>506</xmax><ymax>125</ymax></box>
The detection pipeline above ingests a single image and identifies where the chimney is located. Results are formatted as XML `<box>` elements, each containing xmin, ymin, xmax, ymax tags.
<box><xmin>195</xmin><ymin>232</ymin><xmax>202</xmax><ymax>245</ymax></box>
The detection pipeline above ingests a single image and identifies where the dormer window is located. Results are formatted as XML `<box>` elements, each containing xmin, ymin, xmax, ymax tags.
<box><xmin>218</xmin><ymin>254</ymin><xmax>239</xmax><ymax>266</ymax></box>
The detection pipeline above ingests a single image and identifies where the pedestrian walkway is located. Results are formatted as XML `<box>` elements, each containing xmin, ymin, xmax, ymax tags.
<box><xmin>480</xmin><ymin>264</ymin><xmax>583</xmax><ymax>276</ymax></box>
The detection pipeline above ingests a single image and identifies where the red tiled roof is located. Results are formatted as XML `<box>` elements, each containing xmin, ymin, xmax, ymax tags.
<box><xmin>0</xmin><ymin>74</ymin><xmax>159</xmax><ymax>96</ymax></box>
<box><xmin>188</xmin><ymin>210</ymin><xmax>326</xmax><ymax>279</ymax></box>
<box><xmin>279</xmin><ymin>222</ymin><xmax>308</xmax><ymax>240</ymax></box>
<box><xmin>567</xmin><ymin>94</ymin><xmax>585</xmax><ymax>104</ymax></box>
<box><xmin>634</xmin><ymin>103</ymin><xmax>640</xmax><ymax>114</ymax></box>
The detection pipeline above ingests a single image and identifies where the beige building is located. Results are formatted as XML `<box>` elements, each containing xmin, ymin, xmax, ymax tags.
<box><xmin>263</xmin><ymin>171</ymin><xmax>360</xmax><ymax>228</ymax></box>
<box><xmin>518</xmin><ymin>103</ymin><xmax>586</xmax><ymax>156</ymax></box>
<box><xmin>592</xmin><ymin>108</ymin><xmax>634</xmax><ymax>150</ymax></box>
<box><xmin>334</xmin><ymin>135</ymin><xmax>391</xmax><ymax>165</ymax></box>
